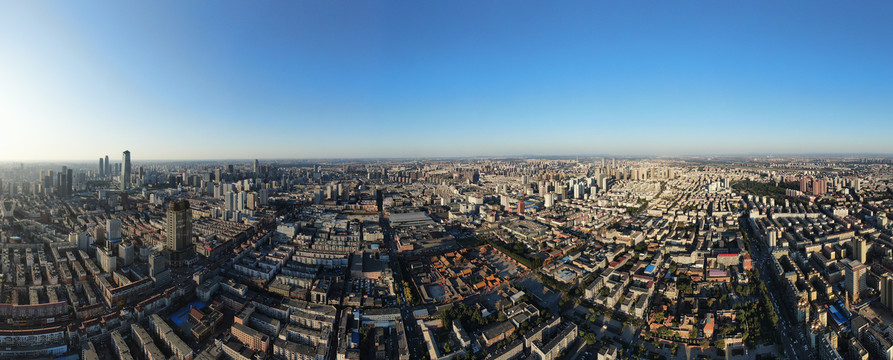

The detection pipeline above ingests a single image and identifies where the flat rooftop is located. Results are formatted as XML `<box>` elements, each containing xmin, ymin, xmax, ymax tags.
<box><xmin>389</xmin><ymin>212</ymin><xmax>435</xmax><ymax>228</ymax></box>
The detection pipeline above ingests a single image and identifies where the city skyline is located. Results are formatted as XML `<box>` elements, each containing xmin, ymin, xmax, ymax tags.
<box><xmin>2</xmin><ymin>1</ymin><xmax>893</xmax><ymax>161</ymax></box>
<box><xmin>4</xmin><ymin>2</ymin><xmax>893</xmax><ymax>359</ymax></box>
<box><xmin>1</xmin><ymin>154</ymin><xmax>891</xmax><ymax>359</ymax></box>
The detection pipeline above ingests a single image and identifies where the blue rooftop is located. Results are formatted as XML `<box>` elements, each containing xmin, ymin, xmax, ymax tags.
<box><xmin>827</xmin><ymin>301</ymin><xmax>851</xmax><ymax>327</ymax></box>
<box><xmin>644</xmin><ymin>264</ymin><xmax>656</xmax><ymax>275</ymax></box>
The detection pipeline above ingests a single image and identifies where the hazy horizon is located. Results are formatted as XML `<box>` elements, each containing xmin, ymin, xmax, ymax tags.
<box><xmin>3</xmin><ymin>152</ymin><xmax>893</xmax><ymax>165</ymax></box>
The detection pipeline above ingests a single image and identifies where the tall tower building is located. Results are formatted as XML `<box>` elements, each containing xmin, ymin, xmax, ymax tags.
<box><xmin>165</xmin><ymin>200</ymin><xmax>194</xmax><ymax>266</ymax></box>
<box><xmin>237</xmin><ymin>191</ymin><xmax>247</xmax><ymax>212</ymax></box>
<box><xmin>225</xmin><ymin>192</ymin><xmax>236</xmax><ymax>212</ymax></box>
<box><xmin>59</xmin><ymin>166</ymin><xmax>68</xmax><ymax>197</ymax></box>
<box><xmin>104</xmin><ymin>155</ymin><xmax>110</xmax><ymax>176</ymax></box>
<box><xmin>66</xmin><ymin>168</ymin><xmax>73</xmax><ymax>196</ymax></box>
<box><xmin>106</xmin><ymin>219</ymin><xmax>122</xmax><ymax>243</ymax></box>
<box><xmin>121</xmin><ymin>150</ymin><xmax>131</xmax><ymax>191</ymax></box>
<box><xmin>258</xmin><ymin>188</ymin><xmax>268</xmax><ymax>206</ymax></box>
<box><xmin>99</xmin><ymin>158</ymin><xmax>104</xmax><ymax>177</ymax></box>
<box><xmin>880</xmin><ymin>273</ymin><xmax>893</xmax><ymax>311</ymax></box>
<box><xmin>844</xmin><ymin>259</ymin><xmax>868</xmax><ymax>303</ymax></box>
<box><xmin>853</xmin><ymin>238</ymin><xmax>868</xmax><ymax>263</ymax></box>
<box><xmin>813</xmin><ymin>178</ymin><xmax>827</xmax><ymax>196</ymax></box>
<box><xmin>253</xmin><ymin>159</ymin><xmax>259</xmax><ymax>173</ymax></box>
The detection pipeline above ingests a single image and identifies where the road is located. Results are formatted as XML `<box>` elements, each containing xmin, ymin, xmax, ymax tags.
<box><xmin>741</xmin><ymin>217</ymin><xmax>813</xmax><ymax>360</ymax></box>
<box><xmin>380</xmin><ymin>213</ymin><xmax>424</xmax><ymax>360</ymax></box>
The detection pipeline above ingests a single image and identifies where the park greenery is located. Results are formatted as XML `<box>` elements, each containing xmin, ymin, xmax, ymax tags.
<box><xmin>439</xmin><ymin>303</ymin><xmax>492</xmax><ymax>332</ymax></box>
<box><xmin>479</xmin><ymin>236</ymin><xmax>543</xmax><ymax>269</ymax></box>
<box><xmin>734</xmin><ymin>275</ymin><xmax>779</xmax><ymax>345</ymax></box>
<box><xmin>731</xmin><ymin>180</ymin><xmax>801</xmax><ymax>204</ymax></box>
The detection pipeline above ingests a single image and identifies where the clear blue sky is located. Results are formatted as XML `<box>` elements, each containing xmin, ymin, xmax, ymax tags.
<box><xmin>1</xmin><ymin>1</ymin><xmax>891</xmax><ymax>161</ymax></box>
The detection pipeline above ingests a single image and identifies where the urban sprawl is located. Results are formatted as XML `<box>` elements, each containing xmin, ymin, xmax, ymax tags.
<box><xmin>1</xmin><ymin>154</ymin><xmax>893</xmax><ymax>360</ymax></box>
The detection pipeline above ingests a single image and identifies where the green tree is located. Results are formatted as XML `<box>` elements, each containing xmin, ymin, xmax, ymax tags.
<box><xmin>584</xmin><ymin>332</ymin><xmax>598</xmax><ymax>345</ymax></box>
<box><xmin>656</xmin><ymin>326</ymin><xmax>673</xmax><ymax>339</ymax></box>
<box><xmin>402</xmin><ymin>280</ymin><xmax>415</xmax><ymax>305</ymax></box>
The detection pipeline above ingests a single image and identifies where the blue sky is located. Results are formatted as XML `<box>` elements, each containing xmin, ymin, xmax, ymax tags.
<box><xmin>1</xmin><ymin>1</ymin><xmax>891</xmax><ymax>160</ymax></box>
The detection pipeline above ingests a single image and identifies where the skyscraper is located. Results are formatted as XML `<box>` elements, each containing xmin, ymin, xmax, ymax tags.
<box><xmin>106</xmin><ymin>219</ymin><xmax>122</xmax><ymax>243</ymax></box>
<box><xmin>237</xmin><ymin>191</ymin><xmax>247</xmax><ymax>212</ymax></box>
<box><xmin>880</xmin><ymin>273</ymin><xmax>893</xmax><ymax>311</ymax></box>
<box><xmin>844</xmin><ymin>259</ymin><xmax>868</xmax><ymax>303</ymax></box>
<box><xmin>99</xmin><ymin>157</ymin><xmax>104</xmax><ymax>177</ymax></box>
<box><xmin>59</xmin><ymin>166</ymin><xmax>68</xmax><ymax>197</ymax></box>
<box><xmin>853</xmin><ymin>238</ymin><xmax>868</xmax><ymax>263</ymax></box>
<box><xmin>104</xmin><ymin>155</ymin><xmax>110</xmax><ymax>176</ymax></box>
<box><xmin>225</xmin><ymin>192</ymin><xmax>235</xmax><ymax>212</ymax></box>
<box><xmin>253</xmin><ymin>159</ymin><xmax>259</xmax><ymax>173</ymax></box>
<box><xmin>165</xmin><ymin>200</ymin><xmax>194</xmax><ymax>266</ymax></box>
<box><xmin>67</xmin><ymin>168</ymin><xmax>73</xmax><ymax>196</ymax></box>
<box><xmin>121</xmin><ymin>150</ymin><xmax>131</xmax><ymax>191</ymax></box>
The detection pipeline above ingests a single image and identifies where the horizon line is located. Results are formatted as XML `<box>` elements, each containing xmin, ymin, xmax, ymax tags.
<box><xmin>3</xmin><ymin>152</ymin><xmax>893</xmax><ymax>164</ymax></box>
